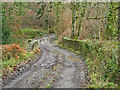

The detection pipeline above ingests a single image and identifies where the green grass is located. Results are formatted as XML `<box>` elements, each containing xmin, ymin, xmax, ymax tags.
<box><xmin>1</xmin><ymin>51</ymin><xmax>35</xmax><ymax>72</ymax></box>
<box><xmin>52</xmin><ymin>66</ymin><xmax>56</xmax><ymax>70</ymax></box>
<box><xmin>21</xmin><ymin>28</ymin><xmax>46</xmax><ymax>39</ymax></box>
<box><xmin>46</xmin><ymin>83</ymin><xmax>51</xmax><ymax>88</ymax></box>
<box><xmin>54</xmin><ymin>40</ymin><xmax>59</xmax><ymax>44</ymax></box>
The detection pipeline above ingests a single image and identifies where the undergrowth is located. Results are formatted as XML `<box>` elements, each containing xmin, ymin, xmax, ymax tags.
<box><xmin>1</xmin><ymin>28</ymin><xmax>43</xmax><ymax>74</ymax></box>
<box><xmin>60</xmin><ymin>37</ymin><xmax>119</xmax><ymax>88</ymax></box>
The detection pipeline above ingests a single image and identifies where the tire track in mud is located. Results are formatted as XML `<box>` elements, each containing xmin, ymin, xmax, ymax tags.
<box><xmin>3</xmin><ymin>35</ymin><xmax>88</xmax><ymax>88</ymax></box>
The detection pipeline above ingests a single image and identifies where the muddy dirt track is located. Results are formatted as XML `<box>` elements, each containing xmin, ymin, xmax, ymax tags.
<box><xmin>3</xmin><ymin>35</ymin><xmax>88</xmax><ymax>88</ymax></box>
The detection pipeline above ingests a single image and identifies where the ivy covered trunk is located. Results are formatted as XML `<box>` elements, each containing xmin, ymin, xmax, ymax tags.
<box><xmin>71</xmin><ymin>2</ymin><xmax>76</xmax><ymax>39</ymax></box>
<box><xmin>105</xmin><ymin>2</ymin><xmax>118</xmax><ymax>40</ymax></box>
<box><xmin>118</xmin><ymin>1</ymin><xmax>120</xmax><ymax>86</ymax></box>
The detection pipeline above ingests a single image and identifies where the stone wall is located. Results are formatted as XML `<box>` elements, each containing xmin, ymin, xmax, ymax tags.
<box><xmin>62</xmin><ymin>38</ymin><xmax>80</xmax><ymax>51</ymax></box>
<box><xmin>27</xmin><ymin>39</ymin><xmax>39</xmax><ymax>52</ymax></box>
<box><xmin>61</xmin><ymin>37</ymin><xmax>119</xmax><ymax>87</ymax></box>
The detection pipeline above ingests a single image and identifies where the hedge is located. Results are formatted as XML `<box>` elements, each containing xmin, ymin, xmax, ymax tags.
<box><xmin>62</xmin><ymin>37</ymin><xmax>119</xmax><ymax>88</ymax></box>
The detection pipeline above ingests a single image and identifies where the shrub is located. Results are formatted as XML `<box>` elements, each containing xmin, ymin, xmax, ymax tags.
<box><xmin>21</xmin><ymin>28</ymin><xmax>45</xmax><ymax>39</ymax></box>
<box><xmin>2</xmin><ymin>43</ymin><xmax>26</xmax><ymax>60</ymax></box>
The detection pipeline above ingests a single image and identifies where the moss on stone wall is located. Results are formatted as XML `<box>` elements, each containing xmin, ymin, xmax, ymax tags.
<box><xmin>62</xmin><ymin>37</ymin><xmax>119</xmax><ymax>88</ymax></box>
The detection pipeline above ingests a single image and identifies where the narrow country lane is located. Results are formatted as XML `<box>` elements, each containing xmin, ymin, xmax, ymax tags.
<box><xmin>4</xmin><ymin>35</ymin><xmax>88</xmax><ymax>88</ymax></box>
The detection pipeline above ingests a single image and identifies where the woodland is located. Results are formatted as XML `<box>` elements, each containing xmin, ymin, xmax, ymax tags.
<box><xmin>1</xmin><ymin>2</ymin><xmax>120</xmax><ymax>88</ymax></box>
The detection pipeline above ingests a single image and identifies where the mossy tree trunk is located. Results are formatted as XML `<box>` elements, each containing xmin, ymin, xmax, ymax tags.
<box><xmin>75</xmin><ymin>2</ymin><xmax>87</xmax><ymax>40</ymax></box>
<box><xmin>71</xmin><ymin>2</ymin><xmax>76</xmax><ymax>39</ymax></box>
<box><xmin>100</xmin><ymin>3</ymin><xmax>107</xmax><ymax>41</ymax></box>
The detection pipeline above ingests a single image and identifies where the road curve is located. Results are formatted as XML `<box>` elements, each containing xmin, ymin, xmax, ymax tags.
<box><xmin>4</xmin><ymin>35</ymin><xmax>88</xmax><ymax>88</ymax></box>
